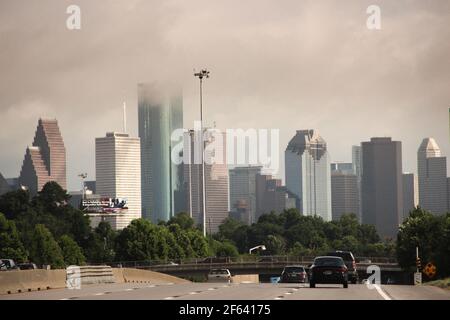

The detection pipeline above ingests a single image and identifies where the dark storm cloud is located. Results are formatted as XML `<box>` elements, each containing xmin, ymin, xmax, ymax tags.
<box><xmin>0</xmin><ymin>0</ymin><xmax>449</xmax><ymax>190</ymax></box>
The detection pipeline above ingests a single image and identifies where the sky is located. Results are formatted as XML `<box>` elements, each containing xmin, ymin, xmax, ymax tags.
<box><xmin>0</xmin><ymin>0</ymin><xmax>449</xmax><ymax>191</ymax></box>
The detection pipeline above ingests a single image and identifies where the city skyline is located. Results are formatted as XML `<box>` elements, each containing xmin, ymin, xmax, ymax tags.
<box><xmin>1</xmin><ymin>1</ymin><xmax>449</xmax><ymax>192</ymax></box>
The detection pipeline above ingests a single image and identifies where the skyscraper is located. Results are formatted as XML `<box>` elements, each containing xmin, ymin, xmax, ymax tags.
<box><xmin>417</xmin><ymin>138</ymin><xmax>448</xmax><ymax>215</ymax></box>
<box><xmin>138</xmin><ymin>83</ymin><xmax>184</xmax><ymax>223</ymax></box>
<box><xmin>285</xmin><ymin>130</ymin><xmax>332</xmax><ymax>221</ymax></box>
<box><xmin>184</xmin><ymin>129</ymin><xmax>229</xmax><ymax>234</ymax></box>
<box><xmin>19</xmin><ymin>119</ymin><xmax>66</xmax><ymax>195</ymax></box>
<box><xmin>95</xmin><ymin>132</ymin><xmax>141</xmax><ymax>230</ymax></box>
<box><xmin>0</xmin><ymin>172</ymin><xmax>10</xmax><ymax>196</ymax></box>
<box><xmin>255</xmin><ymin>174</ymin><xmax>296</xmax><ymax>220</ymax></box>
<box><xmin>352</xmin><ymin>145</ymin><xmax>362</xmax><ymax>220</ymax></box>
<box><xmin>229</xmin><ymin>166</ymin><xmax>262</xmax><ymax>225</ymax></box>
<box><xmin>402</xmin><ymin>173</ymin><xmax>418</xmax><ymax>221</ymax></box>
<box><xmin>331</xmin><ymin>170</ymin><xmax>359</xmax><ymax>221</ymax></box>
<box><xmin>361</xmin><ymin>137</ymin><xmax>403</xmax><ymax>238</ymax></box>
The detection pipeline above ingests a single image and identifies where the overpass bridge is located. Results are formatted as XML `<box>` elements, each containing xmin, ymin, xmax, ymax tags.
<box><xmin>109</xmin><ymin>256</ymin><xmax>409</xmax><ymax>284</ymax></box>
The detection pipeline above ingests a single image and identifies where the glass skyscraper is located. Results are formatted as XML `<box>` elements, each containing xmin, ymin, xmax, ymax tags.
<box><xmin>138</xmin><ymin>83</ymin><xmax>184</xmax><ymax>223</ymax></box>
<box><xmin>285</xmin><ymin>130</ymin><xmax>332</xmax><ymax>221</ymax></box>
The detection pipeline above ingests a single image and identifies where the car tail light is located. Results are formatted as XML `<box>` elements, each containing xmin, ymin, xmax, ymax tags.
<box><xmin>339</xmin><ymin>267</ymin><xmax>346</xmax><ymax>272</ymax></box>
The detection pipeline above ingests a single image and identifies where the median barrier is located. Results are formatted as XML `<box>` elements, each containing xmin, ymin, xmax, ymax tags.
<box><xmin>114</xmin><ymin>268</ymin><xmax>190</xmax><ymax>284</ymax></box>
<box><xmin>0</xmin><ymin>269</ymin><xmax>66</xmax><ymax>295</ymax></box>
<box><xmin>231</xmin><ymin>274</ymin><xmax>259</xmax><ymax>284</ymax></box>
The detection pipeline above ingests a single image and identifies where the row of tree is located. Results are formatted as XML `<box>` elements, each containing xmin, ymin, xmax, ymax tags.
<box><xmin>0</xmin><ymin>182</ymin><xmax>236</xmax><ymax>267</ymax></box>
<box><xmin>214</xmin><ymin>209</ymin><xmax>395</xmax><ymax>257</ymax></box>
<box><xmin>1</xmin><ymin>182</ymin><xmax>449</xmax><ymax>278</ymax></box>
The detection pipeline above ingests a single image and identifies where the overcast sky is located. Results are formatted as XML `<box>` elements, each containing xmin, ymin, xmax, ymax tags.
<box><xmin>1</xmin><ymin>0</ymin><xmax>449</xmax><ymax>191</ymax></box>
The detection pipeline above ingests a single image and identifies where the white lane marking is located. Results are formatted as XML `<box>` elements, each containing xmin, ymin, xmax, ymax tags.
<box><xmin>292</xmin><ymin>288</ymin><xmax>299</xmax><ymax>291</ymax></box>
<box><xmin>164</xmin><ymin>296</ymin><xmax>174</xmax><ymax>300</ymax></box>
<box><xmin>189</xmin><ymin>292</ymin><xmax>198</xmax><ymax>295</ymax></box>
<box><xmin>124</xmin><ymin>288</ymin><xmax>134</xmax><ymax>291</ymax></box>
<box><xmin>374</xmin><ymin>284</ymin><xmax>391</xmax><ymax>300</ymax></box>
<box><xmin>207</xmin><ymin>288</ymin><xmax>217</xmax><ymax>291</ymax></box>
<box><xmin>60</xmin><ymin>298</ymin><xmax>69</xmax><ymax>300</ymax></box>
<box><xmin>147</xmin><ymin>285</ymin><xmax>156</xmax><ymax>288</ymax></box>
<box><xmin>285</xmin><ymin>292</ymin><xmax>292</xmax><ymax>295</ymax></box>
<box><xmin>274</xmin><ymin>297</ymin><xmax>283</xmax><ymax>300</ymax></box>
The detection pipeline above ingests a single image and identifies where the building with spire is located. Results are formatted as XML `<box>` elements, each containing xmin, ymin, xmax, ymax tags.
<box><xmin>417</xmin><ymin>138</ymin><xmax>448</xmax><ymax>215</ymax></box>
<box><xmin>285</xmin><ymin>129</ymin><xmax>332</xmax><ymax>221</ymax></box>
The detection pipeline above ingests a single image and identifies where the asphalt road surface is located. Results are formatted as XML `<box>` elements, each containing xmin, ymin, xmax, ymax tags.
<box><xmin>1</xmin><ymin>282</ymin><xmax>449</xmax><ymax>300</ymax></box>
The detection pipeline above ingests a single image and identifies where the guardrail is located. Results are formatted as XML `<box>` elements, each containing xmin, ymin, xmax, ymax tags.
<box><xmin>100</xmin><ymin>255</ymin><xmax>398</xmax><ymax>269</ymax></box>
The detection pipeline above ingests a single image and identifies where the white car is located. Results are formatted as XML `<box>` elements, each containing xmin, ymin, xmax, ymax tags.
<box><xmin>207</xmin><ymin>269</ymin><xmax>232</xmax><ymax>283</ymax></box>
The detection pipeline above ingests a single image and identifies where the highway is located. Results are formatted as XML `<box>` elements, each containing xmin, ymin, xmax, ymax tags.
<box><xmin>1</xmin><ymin>282</ymin><xmax>449</xmax><ymax>300</ymax></box>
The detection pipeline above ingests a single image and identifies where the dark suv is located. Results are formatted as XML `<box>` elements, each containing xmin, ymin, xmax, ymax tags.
<box><xmin>280</xmin><ymin>265</ymin><xmax>308</xmax><ymax>283</ymax></box>
<box><xmin>309</xmin><ymin>256</ymin><xmax>348</xmax><ymax>288</ymax></box>
<box><xmin>327</xmin><ymin>251</ymin><xmax>358</xmax><ymax>284</ymax></box>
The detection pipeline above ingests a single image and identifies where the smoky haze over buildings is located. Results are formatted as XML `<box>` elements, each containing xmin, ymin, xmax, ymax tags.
<box><xmin>0</xmin><ymin>0</ymin><xmax>450</xmax><ymax>191</ymax></box>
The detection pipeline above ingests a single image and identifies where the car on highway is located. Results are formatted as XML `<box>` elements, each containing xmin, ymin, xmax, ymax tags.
<box><xmin>327</xmin><ymin>250</ymin><xmax>358</xmax><ymax>284</ymax></box>
<box><xmin>279</xmin><ymin>265</ymin><xmax>308</xmax><ymax>283</ymax></box>
<box><xmin>0</xmin><ymin>259</ymin><xmax>18</xmax><ymax>271</ymax></box>
<box><xmin>17</xmin><ymin>263</ymin><xmax>38</xmax><ymax>270</ymax></box>
<box><xmin>309</xmin><ymin>256</ymin><xmax>349</xmax><ymax>288</ymax></box>
<box><xmin>207</xmin><ymin>268</ymin><xmax>232</xmax><ymax>283</ymax></box>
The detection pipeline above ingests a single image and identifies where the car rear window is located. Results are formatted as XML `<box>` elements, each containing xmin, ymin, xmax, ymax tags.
<box><xmin>314</xmin><ymin>257</ymin><xmax>344</xmax><ymax>266</ymax></box>
<box><xmin>327</xmin><ymin>252</ymin><xmax>354</xmax><ymax>261</ymax></box>
<box><xmin>284</xmin><ymin>267</ymin><xmax>305</xmax><ymax>273</ymax></box>
<box><xmin>210</xmin><ymin>269</ymin><xmax>229</xmax><ymax>274</ymax></box>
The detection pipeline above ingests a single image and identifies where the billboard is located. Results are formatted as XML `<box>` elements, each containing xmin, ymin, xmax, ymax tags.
<box><xmin>81</xmin><ymin>198</ymin><xmax>128</xmax><ymax>214</ymax></box>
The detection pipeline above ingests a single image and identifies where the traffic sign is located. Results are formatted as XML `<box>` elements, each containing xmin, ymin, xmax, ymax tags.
<box><xmin>423</xmin><ymin>263</ymin><xmax>437</xmax><ymax>278</ymax></box>
<box><xmin>414</xmin><ymin>272</ymin><xmax>422</xmax><ymax>285</ymax></box>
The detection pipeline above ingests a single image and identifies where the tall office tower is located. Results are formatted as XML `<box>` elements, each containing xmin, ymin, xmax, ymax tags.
<box><xmin>285</xmin><ymin>130</ymin><xmax>332</xmax><ymax>221</ymax></box>
<box><xmin>330</xmin><ymin>162</ymin><xmax>353</xmax><ymax>175</ymax></box>
<box><xmin>402</xmin><ymin>173</ymin><xmax>418</xmax><ymax>221</ymax></box>
<box><xmin>417</xmin><ymin>138</ymin><xmax>448</xmax><ymax>215</ymax></box>
<box><xmin>331</xmin><ymin>170</ymin><xmax>359</xmax><ymax>221</ymax></box>
<box><xmin>229</xmin><ymin>166</ymin><xmax>262</xmax><ymax>225</ymax></box>
<box><xmin>352</xmin><ymin>145</ymin><xmax>363</xmax><ymax>221</ymax></box>
<box><xmin>19</xmin><ymin>119</ymin><xmax>66</xmax><ymax>195</ymax></box>
<box><xmin>361</xmin><ymin>137</ymin><xmax>403</xmax><ymax>239</ymax></box>
<box><xmin>0</xmin><ymin>172</ymin><xmax>10</xmax><ymax>195</ymax></box>
<box><xmin>96</xmin><ymin>132</ymin><xmax>141</xmax><ymax>230</ymax></box>
<box><xmin>184</xmin><ymin>129</ymin><xmax>229</xmax><ymax>234</ymax></box>
<box><xmin>138</xmin><ymin>83</ymin><xmax>184</xmax><ymax>223</ymax></box>
<box><xmin>255</xmin><ymin>174</ymin><xmax>296</xmax><ymax>220</ymax></box>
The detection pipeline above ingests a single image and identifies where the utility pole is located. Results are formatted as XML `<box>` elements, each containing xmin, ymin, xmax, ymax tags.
<box><xmin>194</xmin><ymin>69</ymin><xmax>210</xmax><ymax>237</ymax></box>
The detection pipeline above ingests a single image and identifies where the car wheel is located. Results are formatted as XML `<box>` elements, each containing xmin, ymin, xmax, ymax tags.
<box><xmin>343</xmin><ymin>282</ymin><xmax>348</xmax><ymax>288</ymax></box>
<box><xmin>310</xmin><ymin>282</ymin><xmax>315</xmax><ymax>288</ymax></box>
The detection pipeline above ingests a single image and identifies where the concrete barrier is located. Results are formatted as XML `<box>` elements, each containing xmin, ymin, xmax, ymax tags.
<box><xmin>114</xmin><ymin>268</ymin><xmax>190</xmax><ymax>284</ymax></box>
<box><xmin>1</xmin><ymin>267</ymin><xmax>190</xmax><ymax>295</ymax></box>
<box><xmin>78</xmin><ymin>266</ymin><xmax>115</xmax><ymax>285</ymax></box>
<box><xmin>0</xmin><ymin>269</ymin><xmax>66</xmax><ymax>295</ymax></box>
<box><xmin>232</xmin><ymin>274</ymin><xmax>259</xmax><ymax>284</ymax></box>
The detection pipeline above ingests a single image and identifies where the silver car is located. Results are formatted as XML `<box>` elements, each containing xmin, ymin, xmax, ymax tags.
<box><xmin>207</xmin><ymin>268</ymin><xmax>232</xmax><ymax>283</ymax></box>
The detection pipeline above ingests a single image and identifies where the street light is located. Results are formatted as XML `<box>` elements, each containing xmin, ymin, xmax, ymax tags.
<box><xmin>78</xmin><ymin>173</ymin><xmax>87</xmax><ymax>200</ymax></box>
<box><xmin>194</xmin><ymin>69</ymin><xmax>210</xmax><ymax>237</ymax></box>
<box><xmin>249</xmin><ymin>245</ymin><xmax>266</xmax><ymax>254</ymax></box>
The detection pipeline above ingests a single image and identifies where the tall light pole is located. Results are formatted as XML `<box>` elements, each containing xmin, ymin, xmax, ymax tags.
<box><xmin>194</xmin><ymin>69</ymin><xmax>210</xmax><ymax>237</ymax></box>
<box><xmin>78</xmin><ymin>173</ymin><xmax>87</xmax><ymax>200</ymax></box>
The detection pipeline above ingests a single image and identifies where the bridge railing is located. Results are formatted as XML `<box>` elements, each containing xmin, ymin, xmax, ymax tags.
<box><xmin>97</xmin><ymin>255</ymin><xmax>397</xmax><ymax>269</ymax></box>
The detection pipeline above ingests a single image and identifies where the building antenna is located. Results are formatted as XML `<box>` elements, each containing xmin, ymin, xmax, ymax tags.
<box><xmin>123</xmin><ymin>101</ymin><xmax>127</xmax><ymax>133</ymax></box>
